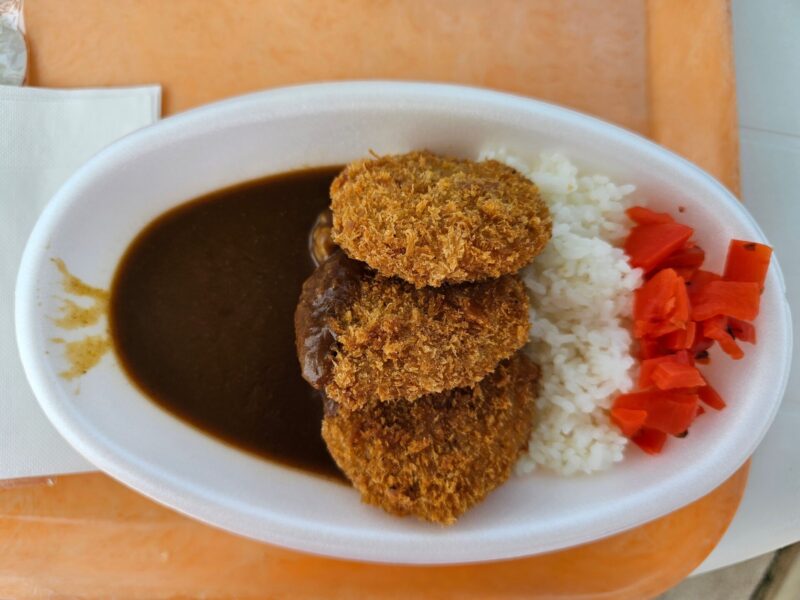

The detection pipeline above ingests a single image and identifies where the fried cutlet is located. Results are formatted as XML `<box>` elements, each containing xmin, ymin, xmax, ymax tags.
<box><xmin>294</xmin><ymin>251</ymin><xmax>530</xmax><ymax>410</ymax></box>
<box><xmin>322</xmin><ymin>352</ymin><xmax>538</xmax><ymax>524</ymax></box>
<box><xmin>330</xmin><ymin>151</ymin><xmax>552</xmax><ymax>288</ymax></box>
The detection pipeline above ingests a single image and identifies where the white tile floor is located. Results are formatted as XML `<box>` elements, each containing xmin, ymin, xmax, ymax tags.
<box><xmin>733</xmin><ymin>0</ymin><xmax>800</xmax><ymax>137</ymax></box>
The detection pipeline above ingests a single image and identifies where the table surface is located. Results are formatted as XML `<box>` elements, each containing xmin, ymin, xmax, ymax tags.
<box><xmin>1</xmin><ymin>1</ymin><xmax>768</xmax><ymax>597</ymax></box>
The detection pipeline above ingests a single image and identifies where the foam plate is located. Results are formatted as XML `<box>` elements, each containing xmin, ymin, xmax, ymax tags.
<box><xmin>15</xmin><ymin>82</ymin><xmax>792</xmax><ymax>564</ymax></box>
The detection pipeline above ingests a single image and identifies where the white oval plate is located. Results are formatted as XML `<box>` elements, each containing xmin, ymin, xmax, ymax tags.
<box><xmin>16</xmin><ymin>82</ymin><xmax>792</xmax><ymax>564</ymax></box>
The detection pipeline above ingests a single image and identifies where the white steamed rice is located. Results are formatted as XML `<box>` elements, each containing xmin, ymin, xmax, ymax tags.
<box><xmin>480</xmin><ymin>149</ymin><xmax>643</xmax><ymax>475</ymax></box>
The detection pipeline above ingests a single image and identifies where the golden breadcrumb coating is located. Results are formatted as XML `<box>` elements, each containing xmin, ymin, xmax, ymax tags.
<box><xmin>322</xmin><ymin>353</ymin><xmax>538</xmax><ymax>524</ymax></box>
<box><xmin>330</xmin><ymin>151</ymin><xmax>552</xmax><ymax>287</ymax></box>
<box><xmin>295</xmin><ymin>252</ymin><xmax>530</xmax><ymax>410</ymax></box>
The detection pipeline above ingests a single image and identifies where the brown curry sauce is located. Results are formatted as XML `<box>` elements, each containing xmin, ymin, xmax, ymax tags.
<box><xmin>109</xmin><ymin>167</ymin><xmax>344</xmax><ymax>479</ymax></box>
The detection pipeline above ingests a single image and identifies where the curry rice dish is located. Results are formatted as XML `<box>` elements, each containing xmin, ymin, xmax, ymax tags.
<box><xmin>110</xmin><ymin>151</ymin><xmax>549</xmax><ymax>525</ymax></box>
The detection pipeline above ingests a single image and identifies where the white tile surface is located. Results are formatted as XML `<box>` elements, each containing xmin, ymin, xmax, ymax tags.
<box><xmin>732</xmin><ymin>0</ymin><xmax>800</xmax><ymax>136</ymax></box>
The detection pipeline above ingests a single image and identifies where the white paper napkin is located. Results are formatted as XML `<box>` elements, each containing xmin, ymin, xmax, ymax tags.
<box><xmin>0</xmin><ymin>84</ymin><xmax>161</xmax><ymax>479</ymax></box>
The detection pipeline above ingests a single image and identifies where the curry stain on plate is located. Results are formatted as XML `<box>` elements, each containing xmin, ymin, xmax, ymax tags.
<box><xmin>50</xmin><ymin>258</ymin><xmax>111</xmax><ymax>380</ymax></box>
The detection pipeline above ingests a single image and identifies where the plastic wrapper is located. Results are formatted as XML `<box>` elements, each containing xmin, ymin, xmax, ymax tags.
<box><xmin>0</xmin><ymin>0</ymin><xmax>26</xmax><ymax>85</ymax></box>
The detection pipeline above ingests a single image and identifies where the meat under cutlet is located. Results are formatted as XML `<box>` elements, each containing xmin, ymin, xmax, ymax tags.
<box><xmin>294</xmin><ymin>251</ymin><xmax>530</xmax><ymax>410</ymax></box>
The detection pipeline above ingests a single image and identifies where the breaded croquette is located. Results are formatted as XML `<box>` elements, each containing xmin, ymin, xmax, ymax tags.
<box><xmin>294</xmin><ymin>251</ymin><xmax>530</xmax><ymax>410</ymax></box>
<box><xmin>330</xmin><ymin>151</ymin><xmax>552</xmax><ymax>288</ymax></box>
<box><xmin>322</xmin><ymin>353</ymin><xmax>538</xmax><ymax>524</ymax></box>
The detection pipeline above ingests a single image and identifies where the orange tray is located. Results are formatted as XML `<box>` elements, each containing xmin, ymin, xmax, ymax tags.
<box><xmin>5</xmin><ymin>1</ymin><xmax>741</xmax><ymax>597</ymax></box>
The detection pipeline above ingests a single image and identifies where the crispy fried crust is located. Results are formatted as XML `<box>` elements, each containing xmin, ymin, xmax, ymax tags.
<box><xmin>322</xmin><ymin>353</ymin><xmax>538</xmax><ymax>524</ymax></box>
<box><xmin>295</xmin><ymin>252</ymin><xmax>530</xmax><ymax>410</ymax></box>
<box><xmin>330</xmin><ymin>151</ymin><xmax>552</xmax><ymax>287</ymax></box>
